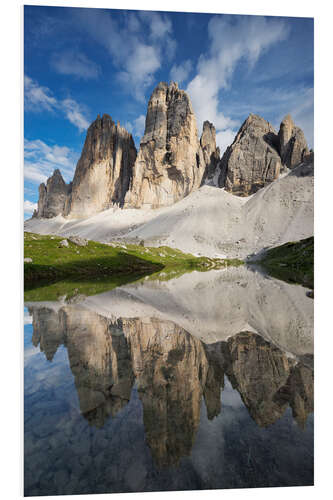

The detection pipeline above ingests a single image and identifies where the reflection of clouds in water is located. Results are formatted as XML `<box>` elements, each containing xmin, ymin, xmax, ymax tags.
<box><xmin>189</xmin><ymin>378</ymin><xmax>249</xmax><ymax>481</ymax></box>
<box><xmin>189</xmin><ymin>399</ymin><xmax>227</xmax><ymax>480</ymax></box>
<box><xmin>221</xmin><ymin>376</ymin><xmax>244</xmax><ymax>409</ymax></box>
<box><xmin>24</xmin><ymin>308</ymin><xmax>32</xmax><ymax>324</ymax></box>
<box><xmin>24</xmin><ymin>345</ymin><xmax>40</xmax><ymax>363</ymax></box>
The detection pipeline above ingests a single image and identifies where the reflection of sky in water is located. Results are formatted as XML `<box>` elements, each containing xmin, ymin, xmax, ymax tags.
<box><xmin>24</xmin><ymin>300</ymin><xmax>314</xmax><ymax>496</ymax></box>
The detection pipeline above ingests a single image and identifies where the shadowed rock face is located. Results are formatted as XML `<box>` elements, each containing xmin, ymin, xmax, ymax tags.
<box><xmin>200</xmin><ymin>121</ymin><xmax>220</xmax><ymax>184</ymax></box>
<box><xmin>36</xmin><ymin>170</ymin><xmax>71</xmax><ymax>219</ymax></box>
<box><xmin>66</xmin><ymin>114</ymin><xmax>137</xmax><ymax>217</ymax></box>
<box><xmin>124</xmin><ymin>82</ymin><xmax>206</xmax><ymax>208</ymax></box>
<box><xmin>278</xmin><ymin>114</ymin><xmax>309</xmax><ymax>169</ymax></box>
<box><xmin>218</xmin><ymin>114</ymin><xmax>282</xmax><ymax>196</ymax></box>
<box><xmin>28</xmin><ymin>299</ymin><xmax>313</xmax><ymax>466</ymax></box>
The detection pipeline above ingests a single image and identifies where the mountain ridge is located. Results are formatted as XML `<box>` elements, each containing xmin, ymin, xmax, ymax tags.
<box><xmin>32</xmin><ymin>80</ymin><xmax>312</xmax><ymax>220</ymax></box>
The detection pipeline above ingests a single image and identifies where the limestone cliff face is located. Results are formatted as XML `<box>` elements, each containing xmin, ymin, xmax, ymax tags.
<box><xmin>36</xmin><ymin>169</ymin><xmax>71</xmax><ymax>218</ymax></box>
<box><xmin>218</xmin><ymin>113</ymin><xmax>310</xmax><ymax>196</ymax></box>
<box><xmin>218</xmin><ymin>114</ymin><xmax>282</xmax><ymax>196</ymax></box>
<box><xmin>200</xmin><ymin>120</ymin><xmax>220</xmax><ymax>184</ymax></box>
<box><xmin>66</xmin><ymin>114</ymin><xmax>137</xmax><ymax>218</ymax></box>
<box><xmin>124</xmin><ymin>82</ymin><xmax>206</xmax><ymax>208</ymax></box>
<box><xmin>278</xmin><ymin>114</ymin><xmax>309</xmax><ymax>169</ymax></box>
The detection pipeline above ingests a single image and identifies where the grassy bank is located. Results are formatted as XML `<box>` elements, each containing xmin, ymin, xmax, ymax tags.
<box><xmin>259</xmin><ymin>236</ymin><xmax>314</xmax><ymax>289</ymax></box>
<box><xmin>24</xmin><ymin>232</ymin><xmax>243</xmax><ymax>300</ymax></box>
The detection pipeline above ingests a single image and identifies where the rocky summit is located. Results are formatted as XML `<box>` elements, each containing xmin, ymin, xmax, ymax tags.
<box><xmin>218</xmin><ymin>114</ymin><xmax>282</xmax><ymax>196</ymax></box>
<box><xmin>278</xmin><ymin>114</ymin><xmax>309</xmax><ymax>169</ymax></box>
<box><xmin>35</xmin><ymin>169</ymin><xmax>71</xmax><ymax>218</ymax></box>
<box><xmin>65</xmin><ymin>114</ymin><xmax>137</xmax><ymax>218</ymax></box>
<box><xmin>124</xmin><ymin>81</ymin><xmax>206</xmax><ymax>208</ymax></box>
<box><xmin>200</xmin><ymin>120</ymin><xmax>220</xmax><ymax>184</ymax></box>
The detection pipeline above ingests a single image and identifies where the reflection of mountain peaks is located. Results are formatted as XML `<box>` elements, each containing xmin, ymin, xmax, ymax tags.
<box><xmin>122</xmin><ymin>317</ymin><xmax>209</xmax><ymax>467</ymax></box>
<box><xmin>28</xmin><ymin>304</ymin><xmax>314</xmax><ymax>466</ymax></box>
<box><xmin>225</xmin><ymin>332</ymin><xmax>297</xmax><ymax>427</ymax></box>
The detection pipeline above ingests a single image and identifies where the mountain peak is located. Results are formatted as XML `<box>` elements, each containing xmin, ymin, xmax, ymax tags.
<box><xmin>124</xmin><ymin>81</ymin><xmax>205</xmax><ymax>208</ymax></box>
<box><xmin>278</xmin><ymin>114</ymin><xmax>308</xmax><ymax>168</ymax></box>
<box><xmin>218</xmin><ymin>113</ymin><xmax>281</xmax><ymax>196</ymax></box>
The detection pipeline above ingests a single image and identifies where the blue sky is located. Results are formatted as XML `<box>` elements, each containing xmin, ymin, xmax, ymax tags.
<box><xmin>24</xmin><ymin>6</ymin><xmax>314</xmax><ymax>217</ymax></box>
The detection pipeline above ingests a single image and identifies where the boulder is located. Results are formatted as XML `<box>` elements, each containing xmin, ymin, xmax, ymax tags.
<box><xmin>124</xmin><ymin>82</ymin><xmax>206</xmax><ymax>208</ymax></box>
<box><xmin>59</xmin><ymin>239</ymin><xmax>69</xmax><ymax>247</ymax></box>
<box><xmin>218</xmin><ymin>114</ymin><xmax>281</xmax><ymax>196</ymax></box>
<box><xmin>278</xmin><ymin>114</ymin><xmax>309</xmax><ymax>169</ymax></box>
<box><xmin>68</xmin><ymin>236</ymin><xmax>88</xmax><ymax>247</ymax></box>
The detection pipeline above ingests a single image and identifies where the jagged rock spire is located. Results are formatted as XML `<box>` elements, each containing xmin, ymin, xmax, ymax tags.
<box><xmin>278</xmin><ymin>114</ymin><xmax>309</xmax><ymax>169</ymax></box>
<box><xmin>124</xmin><ymin>81</ymin><xmax>206</xmax><ymax>209</ymax></box>
<box><xmin>36</xmin><ymin>169</ymin><xmax>70</xmax><ymax>218</ymax></box>
<box><xmin>65</xmin><ymin>114</ymin><xmax>137</xmax><ymax>217</ymax></box>
<box><xmin>200</xmin><ymin>121</ymin><xmax>220</xmax><ymax>184</ymax></box>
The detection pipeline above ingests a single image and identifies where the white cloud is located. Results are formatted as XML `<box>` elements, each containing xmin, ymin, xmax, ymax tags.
<box><xmin>140</xmin><ymin>11</ymin><xmax>173</xmax><ymax>41</ymax></box>
<box><xmin>24</xmin><ymin>75</ymin><xmax>90</xmax><ymax>132</ymax></box>
<box><xmin>24</xmin><ymin>75</ymin><xmax>57</xmax><ymax>112</ymax></box>
<box><xmin>187</xmin><ymin>16</ymin><xmax>290</xmax><ymax>153</ymax></box>
<box><xmin>125</xmin><ymin>114</ymin><xmax>146</xmax><ymax>140</ymax></box>
<box><xmin>118</xmin><ymin>44</ymin><xmax>161</xmax><ymax>101</ymax></box>
<box><xmin>61</xmin><ymin>99</ymin><xmax>90</xmax><ymax>132</ymax></box>
<box><xmin>216</xmin><ymin>129</ymin><xmax>236</xmax><ymax>155</ymax></box>
<box><xmin>24</xmin><ymin>138</ymin><xmax>78</xmax><ymax>185</ymax></box>
<box><xmin>170</xmin><ymin>60</ymin><xmax>193</xmax><ymax>85</ymax></box>
<box><xmin>24</xmin><ymin>200</ymin><xmax>37</xmax><ymax>215</ymax></box>
<box><xmin>51</xmin><ymin>50</ymin><xmax>101</xmax><ymax>80</ymax></box>
<box><xmin>74</xmin><ymin>10</ymin><xmax>176</xmax><ymax>101</ymax></box>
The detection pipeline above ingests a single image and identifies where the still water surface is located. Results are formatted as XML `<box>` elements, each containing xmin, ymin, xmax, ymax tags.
<box><xmin>24</xmin><ymin>267</ymin><xmax>314</xmax><ymax>496</ymax></box>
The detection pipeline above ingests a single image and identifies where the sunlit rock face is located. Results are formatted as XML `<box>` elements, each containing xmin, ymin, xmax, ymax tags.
<box><xmin>36</xmin><ymin>170</ymin><xmax>71</xmax><ymax>219</ymax></box>
<box><xmin>124</xmin><ymin>82</ymin><xmax>206</xmax><ymax>209</ymax></box>
<box><xmin>218</xmin><ymin>114</ymin><xmax>281</xmax><ymax>196</ymax></box>
<box><xmin>66</xmin><ymin>114</ymin><xmax>137</xmax><ymax>218</ymax></box>
<box><xmin>278</xmin><ymin>114</ymin><xmax>309</xmax><ymax>169</ymax></box>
